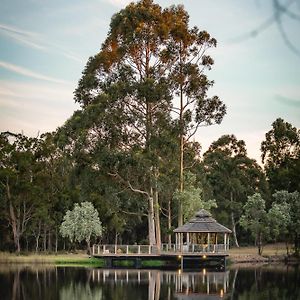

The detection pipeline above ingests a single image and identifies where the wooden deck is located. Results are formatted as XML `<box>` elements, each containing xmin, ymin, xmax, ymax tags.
<box><xmin>92</xmin><ymin>243</ymin><xmax>229</xmax><ymax>256</ymax></box>
<box><xmin>92</xmin><ymin>244</ymin><xmax>229</xmax><ymax>269</ymax></box>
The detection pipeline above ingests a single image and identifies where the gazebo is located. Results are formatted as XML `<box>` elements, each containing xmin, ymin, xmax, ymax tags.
<box><xmin>173</xmin><ymin>209</ymin><xmax>232</xmax><ymax>253</ymax></box>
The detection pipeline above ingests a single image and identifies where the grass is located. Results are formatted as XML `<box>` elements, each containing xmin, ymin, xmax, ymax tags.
<box><xmin>229</xmin><ymin>243</ymin><xmax>288</xmax><ymax>256</ymax></box>
<box><xmin>141</xmin><ymin>260</ymin><xmax>166</xmax><ymax>267</ymax></box>
<box><xmin>113</xmin><ymin>260</ymin><xmax>135</xmax><ymax>267</ymax></box>
<box><xmin>0</xmin><ymin>252</ymin><xmax>104</xmax><ymax>267</ymax></box>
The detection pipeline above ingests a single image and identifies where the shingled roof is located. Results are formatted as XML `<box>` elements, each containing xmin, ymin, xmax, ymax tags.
<box><xmin>174</xmin><ymin>209</ymin><xmax>232</xmax><ymax>233</ymax></box>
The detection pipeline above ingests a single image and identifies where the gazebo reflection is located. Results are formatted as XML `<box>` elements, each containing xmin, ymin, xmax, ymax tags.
<box><xmin>90</xmin><ymin>268</ymin><xmax>231</xmax><ymax>300</ymax></box>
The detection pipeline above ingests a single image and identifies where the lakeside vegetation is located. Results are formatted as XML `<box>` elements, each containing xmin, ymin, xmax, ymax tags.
<box><xmin>0</xmin><ymin>243</ymin><xmax>295</xmax><ymax>268</ymax></box>
<box><xmin>0</xmin><ymin>0</ymin><xmax>299</xmax><ymax>257</ymax></box>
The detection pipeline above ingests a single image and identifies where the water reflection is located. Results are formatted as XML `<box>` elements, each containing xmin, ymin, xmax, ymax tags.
<box><xmin>90</xmin><ymin>269</ymin><xmax>230</xmax><ymax>299</ymax></box>
<box><xmin>0</xmin><ymin>264</ymin><xmax>299</xmax><ymax>300</ymax></box>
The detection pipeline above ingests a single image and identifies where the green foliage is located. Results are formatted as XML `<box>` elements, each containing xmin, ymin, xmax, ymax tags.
<box><xmin>60</xmin><ymin>202</ymin><xmax>102</xmax><ymax>252</ymax></box>
<box><xmin>55</xmin><ymin>257</ymin><xmax>104</xmax><ymax>267</ymax></box>
<box><xmin>261</xmin><ymin>118</ymin><xmax>300</xmax><ymax>193</ymax></box>
<box><xmin>203</xmin><ymin>134</ymin><xmax>268</xmax><ymax>246</ymax></box>
<box><xmin>173</xmin><ymin>172</ymin><xmax>217</xmax><ymax>222</ymax></box>
<box><xmin>141</xmin><ymin>260</ymin><xmax>166</xmax><ymax>267</ymax></box>
<box><xmin>240</xmin><ymin>193</ymin><xmax>269</xmax><ymax>255</ymax></box>
<box><xmin>268</xmin><ymin>202</ymin><xmax>290</xmax><ymax>240</ymax></box>
<box><xmin>272</xmin><ymin>190</ymin><xmax>300</xmax><ymax>255</ymax></box>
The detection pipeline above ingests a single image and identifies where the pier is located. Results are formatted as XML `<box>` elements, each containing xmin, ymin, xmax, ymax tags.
<box><xmin>92</xmin><ymin>210</ymin><xmax>231</xmax><ymax>269</ymax></box>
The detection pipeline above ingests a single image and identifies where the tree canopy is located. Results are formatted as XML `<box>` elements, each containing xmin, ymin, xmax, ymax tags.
<box><xmin>60</xmin><ymin>201</ymin><xmax>102</xmax><ymax>254</ymax></box>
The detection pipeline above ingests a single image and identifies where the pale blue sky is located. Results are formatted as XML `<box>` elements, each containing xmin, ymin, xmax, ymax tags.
<box><xmin>0</xmin><ymin>0</ymin><xmax>299</xmax><ymax>163</ymax></box>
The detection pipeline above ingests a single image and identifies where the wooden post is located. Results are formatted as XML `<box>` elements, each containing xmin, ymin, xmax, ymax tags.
<box><xmin>208</xmin><ymin>233</ymin><xmax>210</xmax><ymax>252</ymax></box>
<box><xmin>227</xmin><ymin>235</ymin><xmax>230</xmax><ymax>250</ymax></box>
<box><xmin>224</xmin><ymin>233</ymin><xmax>227</xmax><ymax>251</ymax></box>
<box><xmin>148</xmin><ymin>245</ymin><xmax>151</xmax><ymax>254</ymax></box>
<box><xmin>103</xmin><ymin>245</ymin><xmax>105</xmax><ymax>254</ymax></box>
<box><xmin>138</xmin><ymin>245</ymin><xmax>141</xmax><ymax>254</ymax></box>
<box><xmin>114</xmin><ymin>245</ymin><xmax>117</xmax><ymax>254</ymax></box>
<box><xmin>126</xmin><ymin>245</ymin><xmax>129</xmax><ymax>254</ymax></box>
<box><xmin>180</xmin><ymin>233</ymin><xmax>183</xmax><ymax>252</ymax></box>
<box><xmin>175</xmin><ymin>233</ymin><xmax>178</xmax><ymax>251</ymax></box>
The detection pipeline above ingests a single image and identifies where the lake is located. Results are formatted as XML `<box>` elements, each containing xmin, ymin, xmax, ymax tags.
<box><xmin>0</xmin><ymin>264</ymin><xmax>299</xmax><ymax>299</ymax></box>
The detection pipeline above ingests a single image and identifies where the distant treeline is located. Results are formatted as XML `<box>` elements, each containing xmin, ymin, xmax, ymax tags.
<box><xmin>0</xmin><ymin>117</ymin><xmax>299</xmax><ymax>254</ymax></box>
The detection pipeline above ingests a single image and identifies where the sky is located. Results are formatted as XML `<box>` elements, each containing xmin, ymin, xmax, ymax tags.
<box><xmin>0</xmin><ymin>0</ymin><xmax>299</xmax><ymax>163</ymax></box>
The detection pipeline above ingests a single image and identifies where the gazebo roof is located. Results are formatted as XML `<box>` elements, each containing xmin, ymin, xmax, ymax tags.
<box><xmin>174</xmin><ymin>209</ymin><xmax>232</xmax><ymax>233</ymax></box>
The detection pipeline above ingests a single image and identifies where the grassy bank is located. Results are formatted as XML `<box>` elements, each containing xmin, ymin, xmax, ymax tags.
<box><xmin>0</xmin><ymin>244</ymin><xmax>294</xmax><ymax>267</ymax></box>
<box><xmin>0</xmin><ymin>252</ymin><xmax>104</xmax><ymax>267</ymax></box>
<box><xmin>228</xmin><ymin>243</ymin><xmax>289</xmax><ymax>263</ymax></box>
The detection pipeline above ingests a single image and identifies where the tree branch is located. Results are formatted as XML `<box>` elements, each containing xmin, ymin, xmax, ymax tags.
<box><xmin>108</xmin><ymin>172</ymin><xmax>150</xmax><ymax>198</ymax></box>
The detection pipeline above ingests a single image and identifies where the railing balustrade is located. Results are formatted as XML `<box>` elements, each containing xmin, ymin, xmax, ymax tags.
<box><xmin>92</xmin><ymin>243</ymin><xmax>227</xmax><ymax>256</ymax></box>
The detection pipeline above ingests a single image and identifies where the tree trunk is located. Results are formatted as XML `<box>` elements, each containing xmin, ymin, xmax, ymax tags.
<box><xmin>231</xmin><ymin>212</ymin><xmax>239</xmax><ymax>247</ymax></box>
<box><xmin>153</xmin><ymin>174</ymin><xmax>161</xmax><ymax>250</ymax></box>
<box><xmin>86</xmin><ymin>239</ymin><xmax>91</xmax><ymax>255</ymax></box>
<box><xmin>178</xmin><ymin>83</ymin><xmax>184</xmax><ymax>228</ymax></box>
<box><xmin>48</xmin><ymin>230</ymin><xmax>52</xmax><ymax>252</ymax></box>
<box><xmin>6</xmin><ymin>180</ymin><xmax>21</xmax><ymax>253</ymax></box>
<box><xmin>43</xmin><ymin>226</ymin><xmax>47</xmax><ymax>252</ymax></box>
<box><xmin>257</xmin><ymin>233</ymin><xmax>262</xmax><ymax>255</ymax></box>
<box><xmin>35</xmin><ymin>221</ymin><xmax>41</xmax><ymax>252</ymax></box>
<box><xmin>55</xmin><ymin>228</ymin><xmax>58</xmax><ymax>253</ymax></box>
<box><xmin>168</xmin><ymin>198</ymin><xmax>172</xmax><ymax>246</ymax></box>
<box><xmin>148</xmin><ymin>194</ymin><xmax>156</xmax><ymax>246</ymax></box>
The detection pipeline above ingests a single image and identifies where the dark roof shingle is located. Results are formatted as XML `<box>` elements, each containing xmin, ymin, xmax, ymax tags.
<box><xmin>174</xmin><ymin>209</ymin><xmax>232</xmax><ymax>233</ymax></box>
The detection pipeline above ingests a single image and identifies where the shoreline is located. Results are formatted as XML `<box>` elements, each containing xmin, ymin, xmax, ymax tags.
<box><xmin>0</xmin><ymin>248</ymin><xmax>298</xmax><ymax>267</ymax></box>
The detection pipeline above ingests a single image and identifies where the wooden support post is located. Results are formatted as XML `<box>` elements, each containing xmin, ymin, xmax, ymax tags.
<box><xmin>126</xmin><ymin>245</ymin><xmax>129</xmax><ymax>254</ymax></box>
<box><xmin>103</xmin><ymin>245</ymin><xmax>105</xmax><ymax>254</ymax></box>
<box><xmin>138</xmin><ymin>245</ymin><xmax>140</xmax><ymax>254</ymax></box>
<box><xmin>208</xmin><ymin>233</ymin><xmax>210</xmax><ymax>252</ymax></box>
<box><xmin>114</xmin><ymin>245</ymin><xmax>117</xmax><ymax>254</ymax></box>
<box><xmin>180</xmin><ymin>233</ymin><xmax>183</xmax><ymax>252</ymax></box>
<box><xmin>224</xmin><ymin>233</ymin><xmax>227</xmax><ymax>251</ymax></box>
<box><xmin>148</xmin><ymin>245</ymin><xmax>151</xmax><ymax>254</ymax></box>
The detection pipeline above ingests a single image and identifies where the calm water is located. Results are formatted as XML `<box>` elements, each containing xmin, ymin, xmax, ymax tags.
<box><xmin>0</xmin><ymin>264</ymin><xmax>299</xmax><ymax>300</ymax></box>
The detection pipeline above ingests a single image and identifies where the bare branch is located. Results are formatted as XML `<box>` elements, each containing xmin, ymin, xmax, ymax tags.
<box><xmin>120</xmin><ymin>210</ymin><xmax>148</xmax><ymax>217</ymax></box>
<box><xmin>108</xmin><ymin>172</ymin><xmax>150</xmax><ymax>198</ymax></box>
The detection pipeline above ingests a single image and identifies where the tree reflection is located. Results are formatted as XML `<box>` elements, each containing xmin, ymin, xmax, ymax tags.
<box><xmin>0</xmin><ymin>264</ymin><xmax>299</xmax><ymax>300</ymax></box>
<box><xmin>60</xmin><ymin>282</ymin><xmax>102</xmax><ymax>300</ymax></box>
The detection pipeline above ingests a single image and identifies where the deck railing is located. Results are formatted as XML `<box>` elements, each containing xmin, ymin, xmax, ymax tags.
<box><xmin>92</xmin><ymin>243</ymin><xmax>227</xmax><ymax>256</ymax></box>
<box><xmin>161</xmin><ymin>243</ymin><xmax>227</xmax><ymax>253</ymax></box>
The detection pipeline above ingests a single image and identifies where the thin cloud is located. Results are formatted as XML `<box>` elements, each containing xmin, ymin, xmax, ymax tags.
<box><xmin>0</xmin><ymin>80</ymin><xmax>78</xmax><ymax>136</ymax></box>
<box><xmin>102</xmin><ymin>0</ymin><xmax>132</xmax><ymax>8</ymax></box>
<box><xmin>0</xmin><ymin>22</ymin><xmax>82</xmax><ymax>63</ymax></box>
<box><xmin>275</xmin><ymin>95</ymin><xmax>300</xmax><ymax>108</ymax></box>
<box><xmin>0</xmin><ymin>61</ymin><xmax>71</xmax><ymax>84</ymax></box>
